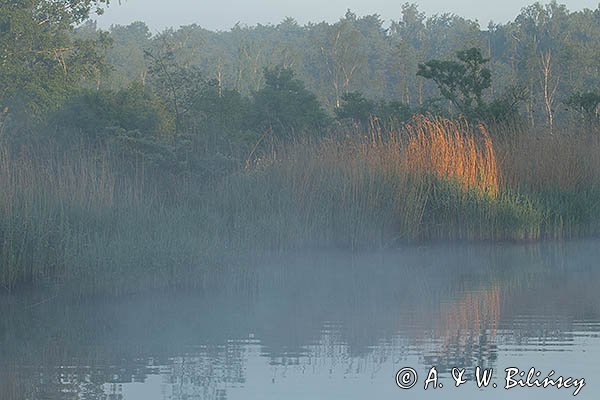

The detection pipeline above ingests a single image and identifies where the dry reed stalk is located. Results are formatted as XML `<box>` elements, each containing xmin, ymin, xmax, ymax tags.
<box><xmin>401</xmin><ymin>116</ymin><xmax>499</xmax><ymax>198</ymax></box>
<box><xmin>498</xmin><ymin>133</ymin><xmax>600</xmax><ymax>192</ymax></box>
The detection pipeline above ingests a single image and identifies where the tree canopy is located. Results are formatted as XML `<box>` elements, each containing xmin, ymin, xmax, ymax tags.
<box><xmin>417</xmin><ymin>48</ymin><xmax>492</xmax><ymax>119</ymax></box>
<box><xmin>0</xmin><ymin>0</ymin><xmax>112</xmax><ymax>130</ymax></box>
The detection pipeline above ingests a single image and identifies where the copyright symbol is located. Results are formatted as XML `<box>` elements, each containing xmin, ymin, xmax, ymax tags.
<box><xmin>395</xmin><ymin>368</ymin><xmax>418</xmax><ymax>389</ymax></box>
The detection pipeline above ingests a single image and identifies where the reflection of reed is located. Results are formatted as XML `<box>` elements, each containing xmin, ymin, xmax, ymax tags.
<box><xmin>441</xmin><ymin>285</ymin><xmax>501</xmax><ymax>341</ymax></box>
<box><xmin>267</xmin><ymin>325</ymin><xmax>413</xmax><ymax>380</ymax></box>
<box><xmin>425</xmin><ymin>284</ymin><xmax>501</xmax><ymax>371</ymax></box>
<box><xmin>0</xmin><ymin>364</ymin><xmax>88</xmax><ymax>400</ymax></box>
<box><xmin>3</xmin><ymin>241</ymin><xmax>600</xmax><ymax>399</ymax></box>
<box><xmin>168</xmin><ymin>346</ymin><xmax>248</xmax><ymax>400</ymax></box>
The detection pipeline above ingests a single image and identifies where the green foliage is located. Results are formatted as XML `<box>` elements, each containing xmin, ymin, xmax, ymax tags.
<box><xmin>376</xmin><ymin>101</ymin><xmax>413</xmax><ymax>123</ymax></box>
<box><xmin>78</xmin><ymin>3</ymin><xmax>600</xmax><ymax>130</ymax></box>
<box><xmin>335</xmin><ymin>92</ymin><xmax>412</xmax><ymax>125</ymax></box>
<box><xmin>52</xmin><ymin>83</ymin><xmax>173</xmax><ymax>141</ymax></box>
<box><xmin>565</xmin><ymin>91</ymin><xmax>600</xmax><ymax>128</ymax></box>
<box><xmin>417</xmin><ymin>47</ymin><xmax>529</xmax><ymax>124</ymax></box>
<box><xmin>417</xmin><ymin>47</ymin><xmax>492</xmax><ymax>119</ymax></box>
<box><xmin>250</xmin><ymin>67</ymin><xmax>328</xmax><ymax>138</ymax></box>
<box><xmin>0</xmin><ymin>0</ymin><xmax>111</xmax><ymax>129</ymax></box>
<box><xmin>484</xmin><ymin>86</ymin><xmax>528</xmax><ymax>124</ymax></box>
<box><xmin>145</xmin><ymin>41</ymin><xmax>206</xmax><ymax>134</ymax></box>
<box><xmin>335</xmin><ymin>92</ymin><xmax>376</xmax><ymax>124</ymax></box>
<box><xmin>188</xmin><ymin>80</ymin><xmax>251</xmax><ymax>136</ymax></box>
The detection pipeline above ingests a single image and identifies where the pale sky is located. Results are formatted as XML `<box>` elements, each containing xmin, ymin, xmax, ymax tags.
<box><xmin>96</xmin><ymin>0</ymin><xmax>600</xmax><ymax>33</ymax></box>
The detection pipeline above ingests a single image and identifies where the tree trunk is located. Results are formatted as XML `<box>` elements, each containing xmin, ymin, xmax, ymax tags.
<box><xmin>540</xmin><ymin>49</ymin><xmax>559</xmax><ymax>134</ymax></box>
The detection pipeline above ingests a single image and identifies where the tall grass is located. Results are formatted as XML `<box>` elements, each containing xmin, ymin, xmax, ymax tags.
<box><xmin>499</xmin><ymin>132</ymin><xmax>600</xmax><ymax>192</ymax></box>
<box><xmin>215</xmin><ymin>116</ymin><xmax>539</xmax><ymax>249</ymax></box>
<box><xmin>1</xmin><ymin>116</ymin><xmax>599</xmax><ymax>293</ymax></box>
<box><xmin>215</xmin><ymin>136</ymin><xmax>429</xmax><ymax>250</ymax></box>
<box><xmin>0</xmin><ymin>146</ymin><xmax>225</xmax><ymax>293</ymax></box>
<box><xmin>497</xmin><ymin>132</ymin><xmax>600</xmax><ymax>237</ymax></box>
<box><xmin>403</xmin><ymin>116</ymin><xmax>499</xmax><ymax>197</ymax></box>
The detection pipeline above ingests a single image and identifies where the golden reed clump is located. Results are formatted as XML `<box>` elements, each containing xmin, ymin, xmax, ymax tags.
<box><xmin>401</xmin><ymin>116</ymin><xmax>499</xmax><ymax>198</ymax></box>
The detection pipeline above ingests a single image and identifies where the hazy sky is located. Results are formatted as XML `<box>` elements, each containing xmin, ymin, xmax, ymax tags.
<box><xmin>96</xmin><ymin>0</ymin><xmax>600</xmax><ymax>32</ymax></box>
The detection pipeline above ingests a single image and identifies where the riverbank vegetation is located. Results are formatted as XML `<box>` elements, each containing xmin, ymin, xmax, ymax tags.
<box><xmin>1</xmin><ymin>1</ymin><xmax>600</xmax><ymax>293</ymax></box>
<box><xmin>1</xmin><ymin>117</ymin><xmax>600</xmax><ymax>294</ymax></box>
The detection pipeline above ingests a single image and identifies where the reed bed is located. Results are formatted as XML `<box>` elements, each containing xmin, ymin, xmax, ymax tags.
<box><xmin>498</xmin><ymin>133</ymin><xmax>600</xmax><ymax>192</ymax></box>
<box><xmin>215</xmin><ymin>116</ymin><xmax>539</xmax><ymax>250</ymax></box>
<box><xmin>495</xmin><ymin>131</ymin><xmax>600</xmax><ymax>238</ymax></box>
<box><xmin>0</xmin><ymin>116</ymin><xmax>599</xmax><ymax>293</ymax></box>
<box><xmin>403</xmin><ymin>116</ymin><xmax>499</xmax><ymax>198</ymax></box>
<box><xmin>0</xmin><ymin>146</ymin><xmax>223</xmax><ymax>293</ymax></box>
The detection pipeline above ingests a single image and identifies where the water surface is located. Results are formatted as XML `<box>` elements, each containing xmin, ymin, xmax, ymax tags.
<box><xmin>2</xmin><ymin>240</ymin><xmax>599</xmax><ymax>399</ymax></box>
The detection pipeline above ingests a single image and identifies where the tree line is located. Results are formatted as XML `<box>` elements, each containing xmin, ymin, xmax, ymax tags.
<box><xmin>1</xmin><ymin>1</ymin><xmax>600</xmax><ymax>176</ymax></box>
<box><xmin>97</xmin><ymin>3</ymin><xmax>600</xmax><ymax>126</ymax></box>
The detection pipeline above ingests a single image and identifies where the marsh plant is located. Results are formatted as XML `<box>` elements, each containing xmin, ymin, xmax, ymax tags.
<box><xmin>1</xmin><ymin>116</ymin><xmax>599</xmax><ymax>293</ymax></box>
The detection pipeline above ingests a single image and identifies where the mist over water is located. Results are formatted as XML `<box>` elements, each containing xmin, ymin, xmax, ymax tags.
<box><xmin>3</xmin><ymin>0</ymin><xmax>600</xmax><ymax>399</ymax></box>
<box><xmin>2</xmin><ymin>240</ymin><xmax>599</xmax><ymax>399</ymax></box>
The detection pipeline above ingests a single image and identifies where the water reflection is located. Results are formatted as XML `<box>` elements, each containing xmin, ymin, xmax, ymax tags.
<box><xmin>1</xmin><ymin>240</ymin><xmax>600</xmax><ymax>399</ymax></box>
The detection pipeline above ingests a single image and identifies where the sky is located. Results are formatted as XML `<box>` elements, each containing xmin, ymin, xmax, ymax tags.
<box><xmin>95</xmin><ymin>0</ymin><xmax>600</xmax><ymax>33</ymax></box>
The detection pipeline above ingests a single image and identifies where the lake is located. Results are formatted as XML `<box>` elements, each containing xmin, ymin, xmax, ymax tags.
<box><xmin>1</xmin><ymin>240</ymin><xmax>599</xmax><ymax>399</ymax></box>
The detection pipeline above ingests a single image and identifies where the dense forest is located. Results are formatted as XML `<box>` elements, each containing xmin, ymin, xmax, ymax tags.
<box><xmin>96</xmin><ymin>3</ymin><xmax>600</xmax><ymax>127</ymax></box>
<box><xmin>2</xmin><ymin>2</ymin><xmax>600</xmax><ymax>153</ymax></box>
<box><xmin>1</xmin><ymin>0</ymin><xmax>600</xmax><ymax>294</ymax></box>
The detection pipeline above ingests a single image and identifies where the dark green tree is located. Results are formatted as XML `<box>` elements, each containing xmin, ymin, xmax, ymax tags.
<box><xmin>335</xmin><ymin>92</ymin><xmax>412</xmax><ymax>125</ymax></box>
<box><xmin>417</xmin><ymin>47</ymin><xmax>491</xmax><ymax>119</ymax></box>
<box><xmin>335</xmin><ymin>92</ymin><xmax>376</xmax><ymax>124</ymax></box>
<box><xmin>0</xmin><ymin>0</ymin><xmax>112</xmax><ymax>132</ymax></box>
<box><xmin>251</xmin><ymin>66</ymin><xmax>328</xmax><ymax>138</ymax></box>
<box><xmin>377</xmin><ymin>100</ymin><xmax>412</xmax><ymax>122</ymax></box>
<box><xmin>53</xmin><ymin>82</ymin><xmax>172</xmax><ymax>140</ymax></box>
<box><xmin>566</xmin><ymin>91</ymin><xmax>600</xmax><ymax>129</ymax></box>
<box><xmin>144</xmin><ymin>35</ymin><xmax>206</xmax><ymax>135</ymax></box>
<box><xmin>186</xmin><ymin>79</ymin><xmax>253</xmax><ymax>153</ymax></box>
